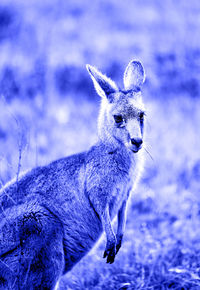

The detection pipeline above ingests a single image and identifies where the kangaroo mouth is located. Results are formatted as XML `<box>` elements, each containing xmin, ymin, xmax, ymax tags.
<box><xmin>131</xmin><ymin>145</ymin><xmax>142</xmax><ymax>153</ymax></box>
<box><xmin>132</xmin><ymin>149</ymin><xmax>140</xmax><ymax>153</ymax></box>
<box><xmin>132</xmin><ymin>149</ymin><xmax>139</xmax><ymax>153</ymax></box>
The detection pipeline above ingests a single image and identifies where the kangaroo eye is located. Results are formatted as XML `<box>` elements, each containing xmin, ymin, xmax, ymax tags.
<box><xmin>114</xmin><ymin>115</ymin><xmax>123</xmax><ymax>124</ymax></box>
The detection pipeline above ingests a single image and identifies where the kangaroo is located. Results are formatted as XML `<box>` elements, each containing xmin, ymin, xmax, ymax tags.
<box><xmin>0</xmin><ymin>60</ymin><xmax>146</xmax><ymax>289</ymax></box>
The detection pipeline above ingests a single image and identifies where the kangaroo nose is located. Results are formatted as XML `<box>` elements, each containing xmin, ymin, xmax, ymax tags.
<box><xmin>131</xmin><ymin>138</ymin><xmax>143</xmax><ymax>147</ymax></box>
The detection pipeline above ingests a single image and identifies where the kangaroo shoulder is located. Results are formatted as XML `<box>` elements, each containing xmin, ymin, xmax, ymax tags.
<box><xmin>87</xmin><ymin>143</ymin><xmax>132</xmax><ymax>170</ymax></box>
<box><xmin>85</xmin><ymin>144</ymin><xmax>133</xmax><ymax>190</ymax></box>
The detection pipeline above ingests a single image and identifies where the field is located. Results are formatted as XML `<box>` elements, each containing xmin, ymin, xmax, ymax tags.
<box><xmin>0</xmin><ymin>0</ymin><xmax>200</xmax><ymax>289</ymax></box>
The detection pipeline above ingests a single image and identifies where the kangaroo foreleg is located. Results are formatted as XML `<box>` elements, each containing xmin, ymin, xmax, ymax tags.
<box><xmin>101</xmin><ymin>205</ymin><xmax>117</xmax><ymax>264</ymax></box>
<box><xmin>116</xmin><ymin>200</ymin><xmax>127</xmax><ymax>254</ymax></box>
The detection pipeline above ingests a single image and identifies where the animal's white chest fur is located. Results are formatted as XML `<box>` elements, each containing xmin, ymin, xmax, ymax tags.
<box><xmin>109</xmin><ymin>151</ymin><xmax>143</xmax><ymax>219</ymax></box>
<box><xmin>129</xmin><ymin>150</ymin><xmax>144</xmax><ymax>192</ymax></box>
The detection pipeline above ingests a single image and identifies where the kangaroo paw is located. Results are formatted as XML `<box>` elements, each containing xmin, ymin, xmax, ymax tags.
<box><xmin>103</xmin><ymin>242</ymin><xmax>116</xmax><ymax>264</ymax></box>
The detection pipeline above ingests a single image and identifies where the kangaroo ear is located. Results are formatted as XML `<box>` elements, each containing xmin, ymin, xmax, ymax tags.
<box><xmin>86</xmin><ymin>64</ymin><xmax>118</xmax><ymax>99</ymax></box>
<box><xmin>123</xmin><ymin>60</ymin><xmax>145</xmax><ymax>91</ymax></box>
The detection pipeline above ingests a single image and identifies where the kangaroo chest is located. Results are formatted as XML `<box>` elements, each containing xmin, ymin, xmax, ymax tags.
<box><xmin>109</xmin><ymin>158</ymin><xmax>137</xmax><ymax>219</ymax></box>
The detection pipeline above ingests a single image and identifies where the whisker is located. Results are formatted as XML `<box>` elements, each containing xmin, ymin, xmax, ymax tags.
<box><xmin>143</xmin><ymin>146</ymin><xmax>154</xmax><ymax>162</ymax></box>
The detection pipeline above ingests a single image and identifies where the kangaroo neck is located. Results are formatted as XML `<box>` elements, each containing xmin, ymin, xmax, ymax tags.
<box><xmin>95</xmin><ymin>136</ymin><xmax>132</xmax><ymax>163</ymax></box>
<box><xmin>97</xmin><ymin>133</ymin><xmax>124</xmax><ymax>152</ymax></box>
<box><xmin>97</xmin><ymin>124</ymin><xmax>123</xmax><ymax>152</ymax></box>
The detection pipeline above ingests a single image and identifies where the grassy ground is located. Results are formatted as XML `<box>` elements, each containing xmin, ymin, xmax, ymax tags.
<box><xmin>0</xmin><ymin>0</ymin><xmax>200</xmax><ymax>289</ymax></box>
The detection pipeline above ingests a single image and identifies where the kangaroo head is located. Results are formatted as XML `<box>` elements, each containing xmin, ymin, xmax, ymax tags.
<box><xmin>86</xmin><ymin>60</ymin><xmax>145</xmax><ymax>153</ymax></box>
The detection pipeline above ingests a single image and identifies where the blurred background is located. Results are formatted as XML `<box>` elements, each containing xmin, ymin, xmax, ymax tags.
<box><xmin>0</xmin><ymin>0</ymin><xmax>200</xmax><ymax>288</ymax></box>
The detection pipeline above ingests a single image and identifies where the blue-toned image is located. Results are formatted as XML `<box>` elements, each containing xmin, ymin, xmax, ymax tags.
<box><xmin>0</xmin><ymin>0</ymin><xmax>200</xmax><ymax>289</ymax></box>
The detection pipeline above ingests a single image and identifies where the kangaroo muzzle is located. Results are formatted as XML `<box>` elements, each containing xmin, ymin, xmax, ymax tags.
<box><xmin>130</xmin><ymin>137</ymin><xmax>143</xmax><ymax>153</ymax></box>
